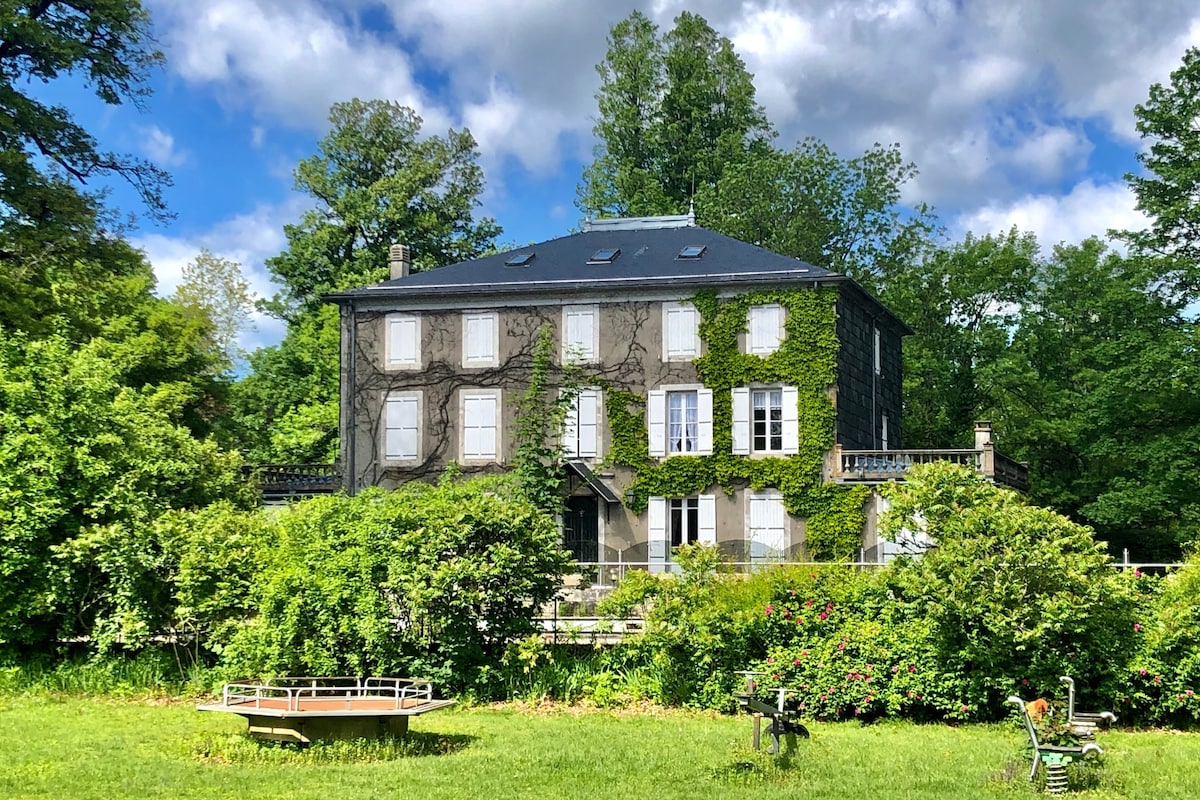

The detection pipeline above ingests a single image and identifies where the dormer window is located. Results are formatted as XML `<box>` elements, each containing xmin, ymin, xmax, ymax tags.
<box><xmin>588</xmin><ymin>248</ymin><xmax>621</xmax><ymax>264</ymax></box>
<box><xmin>677</xmin><ymin>245</ymin><xmax>706</xmax><ymax>259</ymax></box>
<box><xmin>504</xmin><ymin>252</ymin><xmax>535</xmax><ymax>267</ymax></box>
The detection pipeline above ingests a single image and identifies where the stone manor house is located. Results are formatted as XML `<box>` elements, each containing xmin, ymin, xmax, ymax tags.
<box><xmin>325</xmin><ymin>212</ymin><xmax>1026</xmax><ymax>569</ymax></box>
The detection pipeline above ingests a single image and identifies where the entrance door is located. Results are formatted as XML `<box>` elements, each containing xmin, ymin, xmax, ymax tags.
<box><xmin>563</xmin><ymin>496</ymin><xmax>599</xmax><ymax>562</ymax></box>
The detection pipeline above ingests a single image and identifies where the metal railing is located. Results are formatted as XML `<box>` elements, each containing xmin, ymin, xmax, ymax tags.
<box><xmin>242</xmin><ymin>463</ymin><xmax>342</xmax><ymax>500</ymax></box>
<box><xmin>833</xmin><ymin>446</ymin><xmax>1029</xmax><ymax>491</ymax></box>
<box><xmin>219</xmin><ymin>676</ymin><xmax>433</xmax><ymax>711</ymax></box>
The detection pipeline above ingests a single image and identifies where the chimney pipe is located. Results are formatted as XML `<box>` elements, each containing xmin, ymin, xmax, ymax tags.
<box><xmin>973</xmin><ymin>420</ymin><xmax>992</xmax><ymax>450</ymax></box>
<box><xmin>388</xmin><ymin>243</ymin><xmax>411</xmax><ymax>280</ymax></box>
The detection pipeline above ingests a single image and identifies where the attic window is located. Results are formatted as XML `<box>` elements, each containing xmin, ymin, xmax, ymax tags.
<box><xmin>587</xmin><ymin>247</ymin><xmax>621</xmax><ymax>264</ymax></box>
<box><xmin>677</xmin><ymin>245</ymin><xmax>706</xmax><ymax>259</ymax></box>
<box><xmin>504</xmin><ymin>252</ymin><xmax>535</xmax><ymax>267</ymax></box>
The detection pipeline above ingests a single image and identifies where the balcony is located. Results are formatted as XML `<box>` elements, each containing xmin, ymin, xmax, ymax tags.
<box><xmin>243</xmin><ymin>463</ymin><xmax>342</xmax><ymax>502</ymax></box>
<box><xmin>831</xmin><ymin>422</ymin><xmax>1029</xmax><ymax>492</ymax></box>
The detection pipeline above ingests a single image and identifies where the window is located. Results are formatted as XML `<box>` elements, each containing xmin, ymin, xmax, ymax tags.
<box><xmin>677</xmin><ymin>245</ymin><xmax>706</xmax><ymax>259</ymax></box>
<box><xmin>504</xmin><ymin>252</ymin><xmax>535</xmax><ymax>267</ymax></box>
<box><xmin>588</xmin><ymin>248</ymin><xmax>621</xmax><ymax>264</ymax></box>
<box><xmin>747</xmin><ymin>304</ymin><xmax>784</xmax><ymax>355</ymax></box>
<box><xmin>873</xmin><ymin>325</ymin><xmax>882</xmax><ymax>375</ymax></box>
<box><xmin>383</xmin><ymin>392</ymin><xmax>420</xmax><ymax>461</ymax></box>
<box><xmin>562</xmin><ymin>304</ymin><xmax>598</xmax><ymax>363</ymax></box>
<box><xmin>752</xmin><ymin>389</ymin><xmax>783</xmax><ymax>452</ymax></box>
<box><xmin>881</xmin><ymin>413</ymin><xmax>890</xmax><ymax>450</ymax></box>
<box><xmin>461</xmin><ymin>390</ymin><xmax>500</xmax><ymax>460</ymax></box>
<box><xmin>748</xmin><ymin>490</ymin><xmax>787</xmax><ymax>562</ymax></box>
<box><xmin>385</xmin><ymin>313</ymin><xmax>420</xmax><ymax>369</ymax></box>
<box><xmin>731</xmin><ymin>386</ymin><xmax>798</xmax><ymax>455</ymax></box>
<box><xmin>647</xmin><ymin>494</ymin><xmax>717</xmax><ymax>571</ymax></box>
<box><xmin>645</xmin><ymin>387</ymin><xmax>713</xmax><ymax>457</ymax></box>
<box><xmin>662</xmin><ymin>301</ymin><xmax>700</xmax><ymax>360</ymax></box>
<box><xmin>462</xmin><ymin>311</ymin><xmax>498</xmax><ymax>367</ymax></box>
<box><xmin>562</xmin><ymin>388</ymin><xmax>600</xmax><ymax>458</ymax></box>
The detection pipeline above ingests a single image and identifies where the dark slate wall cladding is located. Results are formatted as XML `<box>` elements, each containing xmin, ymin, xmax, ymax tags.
<box><xmin>834</xmin><ymin>289</ymin><xmax>904</xmax><ymax>450</ymax></box>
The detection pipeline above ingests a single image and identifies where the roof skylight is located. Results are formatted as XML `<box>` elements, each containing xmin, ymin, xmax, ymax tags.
<box><xmin>587</xmin><ymin>247</ymin><xmax>621</xmax><ymax>264</ymax></box>
<box><xmin>504</xmin><ymin>252</ymin><xmax>535</xmax><ymax>267</ymax></box>
<box><xmin>677</xmin><ymin>245</ymin><xmax>706</xmax><ymax>259</ymax></box>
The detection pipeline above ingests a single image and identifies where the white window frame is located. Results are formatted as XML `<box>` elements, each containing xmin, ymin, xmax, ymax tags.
<box><xmin>460</xmin><ymin>389</ymin><xmax>501</xmax><ymax>462</ymax></box>
<box><xmin>746</xmin><ymin>489</ymin><xmax>788</xmax><ymax>563</ymax></box>
<box><xmin>562</xmin><ymin>388</ymin><xmax>601</xmax><ymax>459</ymax></box>
<box><xmin>384</xmin><ymin>313</ymin><xmax>421</xmax><ymax>370</ymax></box>
<box><xmin>648</xmin><ymin>494</ymin><xmax>717</xmax><ymax>572</ymax></box>
<box><xmin>731</xmin><ymin>385</ymin><xmax>799</xmax><ymax>455</ymax></box>
<box><xmin>747</xmin><ymin>304</ymin><xmax>785</xmax><ymax>355</ymax></box>
<box><xmin>562</xmin><ymin>304</ymin><xmax>599</xmax><ymax>364</ymax></box>
<box><xmin>662</xmin><ymin>301</ymin><xmax>700</xmax><ymax>361</ymax></box>
<box><xmin>647</xmin><ymin>385</ymin><xmax>713</xmax><ymax>457</ymax></box>
<box><xmin>462</xmin><ymin>311</ymin><xmax>500</xmax><ymax>368</ymax></box>
<box><xmin>382</xmin><ymin>390</ymin><xmax>422</xmax><ymax>462</ymax></box>
<box><xmin>873</xmin><ymin>325</ymin><xmax>882</xmax><ymax>376</ymax></box>
<box><xmin>881</xmin><ymin>412</ymin><xmax>890</xmax><ymax>450</ymax></box>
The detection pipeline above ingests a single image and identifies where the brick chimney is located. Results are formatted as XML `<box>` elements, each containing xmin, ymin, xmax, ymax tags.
<box><xmin>388</xmin><ymin>243</ymin><xmax>411</xmax><ymax>280</ymax></box>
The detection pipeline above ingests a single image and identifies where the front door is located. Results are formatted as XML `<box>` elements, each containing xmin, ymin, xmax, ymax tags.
<box><xmin>563</xmin><ymin>496</ymin><xmax>599</xmax><ymax>563</ymax></box>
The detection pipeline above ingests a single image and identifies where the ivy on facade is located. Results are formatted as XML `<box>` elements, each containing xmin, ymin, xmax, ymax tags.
<box><xmin>604</xmin><ymin>288</ymin><xmax>869</xmax><ymax>560</ymax></box>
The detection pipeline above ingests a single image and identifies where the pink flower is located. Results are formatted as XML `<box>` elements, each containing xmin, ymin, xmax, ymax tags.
<box><xmin>1134</xmin><ymin>570</ymin><xmax>1144</xmax><ymax>578</ymax></box>
<box><xmin>801</xmin><ymin>650</ymin><xmax>809</xmax><ymax>657</ymax></box>
<box><xmin>773</xmin><ymin>673</ymin><xmax>780</xmax><ymax>680</ymax></box>
<box><xmin>892</xmin><ymin>665</ymin><xmax>899</xmax><ymax>673</ymax></box>
<box><xmin>908</xmin><ymin>665</ymin><xmax>916</xmax><ymax>673</ymax></box>
<box><xmin>866</xmin><ymin>676</ymin><xmax>872</xmax><ymax>683</ymax></box>
<box><xmin>1187</xmin><ymin>691</ymin><xmax>1194</xmax><ymax>697</ymax></box>
<box><xmin>1139</xmin><ymin>669</ymin><xmax>1148</xmax><ymax>676</ymax></box>
<box><xmin>767</xmin><ymin>656</ymin><xmax>774</xmax><ymax>664</ymax></box>
<box><xmin>854</xmin><ymin>707</ymin><xmax>861</xmax><ymax>715</ymax></box>
<box><xmin>1154</xmin><ymin>675</ymin><xmax>1162</xmax><ymax>684</ymax></box>
<box><xmin>805</xmin><ymin>599</ymin><xmax>813</xmax><ymax>607</ymax></box>
<box><xmin>789</xmin><ymin>589</ymin><xmax>797</xmax><ymax>596</ymax></box>
<box><xmin>838</xmin><ymin>643</ymin><xmax>846</xmax><ymax>650</ymax></box>
<box><xmin>765</xmin><ymin>605</ymin><xmax>774</xmax><ymax>616</ymax></box>
<box><xmin>865</xmin><ymin>696</ymin><xmax>872</xmax><ymax>703</ymax></box>
<box><xmin>1134</xmin><ymin>623</ymin><xmax>1142</xmax><ymax>632</ymax></box>
<box><xmin>818</xmin><ymin>612</ymin><xmax>828</xmax><ymax>620</ymax></box>
<box><xmin>1021</xmin><ymin>679</ymin><xmax>1029</xmax><ymax>686</ymax></box>
<box><xmin>798</xmin><ymin>703</ymin><xmax>806</xmax><ymax>711</ymax></box>
<box><xmin>960</xmin><ymin>705</ymin><xmax>969</xmax><ymax>713</ymax></box>
<box><xmin>866</xmin><ymin>664</ymin><xmax>874</xmax><ymax>671</ymax></box>
<box><xmin>794</xmin><ymin>659</ymin><xmax>801</xmax><ymax>666</ymax></box>
<box><xmin>782</xmin><ymin>608</ymin><xmax>791</xmax><ymax>618</ymax></box>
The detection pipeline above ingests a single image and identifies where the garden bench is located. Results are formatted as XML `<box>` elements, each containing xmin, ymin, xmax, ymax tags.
<box><xmin>1007</xmin><ymin>695</ymin><xmax>1102</xmax><ymax>794</ymax></box>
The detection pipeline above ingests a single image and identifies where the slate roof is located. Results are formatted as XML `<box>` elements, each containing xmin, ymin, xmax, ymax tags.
<box><xmin>327</xmin><ymin>222</ymin><xmax>844</xmax><ymax>301</ymax></box>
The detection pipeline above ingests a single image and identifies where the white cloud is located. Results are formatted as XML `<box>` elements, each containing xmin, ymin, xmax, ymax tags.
<box><xmin>953</xmin><ymin>179</ymin><xmax>1148</xmax><ymax>251</ymax></box>
<box><xmin>138</xmin><ymin>124</ymin><xmax>189</xmax><ymax>167</ymax></box>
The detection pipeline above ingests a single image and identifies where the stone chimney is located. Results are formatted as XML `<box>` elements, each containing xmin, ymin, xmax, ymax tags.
<box><xmin>388</xmin><ymin>243</ymin><xmax>411</xmax><ymax>280</ymax></box>
<box><xmin>973</xmin><ymin>420</ymin><xmax>993</xmax><ymax>450</ymax></box>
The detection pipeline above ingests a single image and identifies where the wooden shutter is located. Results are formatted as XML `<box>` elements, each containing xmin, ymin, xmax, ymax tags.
<box><xmin>388</xmin><ymin>315</ymin><xmax>418</xmax><ymax>366</ymax></box>
<box><xmin>696</xmin><ymin>388</ymin><xmax>713</xmax><ymax>454</ymax></box>
<box><xmin>698</xmin><ymin>494</ymin><xmax>717</xmax><ymax>545</ymax></box>
<box><xmin>561</xmin><ymin>392</ymin><xmax>579</xmax><ymax>456</ymax></box>
<box><xmin>578</xmin><ymin>389</ymin><xmax>599</xmax><ymax>457</ymax></box>
<box><xmin>781</xmin><ymin>385</ymin><xmax>799</xmax><ymax>455</ymax></box>
<box><xmin>731</xmin><ymin>387</ymin><xmax>751</xmax><ymax>454</ymax></box>
<box><xmin>647</xmin><ymin>497</ymin><xmax>668</xmax><ymax>572</ymax></box>
<box><xmin>647</xmin><ymin>389</ymin><xmax>666</xmax><ymax>457</ymax></box>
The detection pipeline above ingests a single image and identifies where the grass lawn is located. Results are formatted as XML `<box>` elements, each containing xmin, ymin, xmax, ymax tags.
<box><xmin>2</xmin><ymin>696</ymin><xmax>1199</xmax><ymax>799</ymax></box>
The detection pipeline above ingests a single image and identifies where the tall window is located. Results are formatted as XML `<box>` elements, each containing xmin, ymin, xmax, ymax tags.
<box><xmin>463</xmin><ymin>311</ymin><xmax>498</xmax><ymax>366</ymax></box>
<box><xmin>873</xmin><ymin>325</ymin><xmax>882</xmax><ymax>375</ymax></box>
<box><xmin>385</xmin><ymin>313</ymin><xmax>420</xmax><ymax>369</ymax></box>
<box><xmin>752</xmin><ymin>389</ymin><xmax>783</xmax><ymax>452</ymax></box>
<box><xmin>461</xmin><ymin>390</ymin><xmax>499</xmax><ymax>460</ymax></box>
<box><xmin>669</xmin><ymin>497</ymin><xmax>699</xmax><ymax>548</ymax></box>
<box><xmin>562</xmin><ymin>388</ymin><xmax>600</xmax><ymax>458</ymax></box>
<box><xmin>747</xmin><ymin>304</ymin><xmax>784</xmax><ymax>355</ymax></box>
<box><xmin>663</xmin><ymin>301</ymin><xmax>699</xmax><ymax>360</ymax></box>
<box><xmin>748</xmin><ymin>490</ymin><xmax>787</xmax><ymax>562</ymax></box>
<box><xmin>562</xmin><ymin>304</ymin><xmax>598</xmax><ymax>363</ymax></box>
<box><xmin>667</xmin><ymin>391</ymin><xmax>698</xmax><ymax>453</ymax></box>
<box><xmin>384</xmin><ymin>392</ymin><xmax>420</xmax><ymax>460</ymax></box>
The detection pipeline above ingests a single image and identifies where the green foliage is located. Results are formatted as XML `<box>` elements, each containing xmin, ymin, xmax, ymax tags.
<box><xmin>882</xmin><ymin>462</ymin><xmax>1137</xmax><ymax>717</ymax></box>
<box><xmin>803</xmin><ymin>485</ymin><xmax>872</xmax><ymax>561</ymax></box>
<box><xmin>0</xmin><ymin>332</ymin><xmax>248</xmax><ymax>649</ymax></box>
<box><xmin>171</xmin><ymin>250</ymin><xmax>254</xmax><ymax>370</ymax></box>
<box><xmin>0</xmin><ymin>0</ymin><xmax>170</xmax><ymax>228</ymax></box>
<box><xmin>221</xmin><ymin>479</ymin><xmax>571</xmax><ymax>692</ymax></box>
<box><xmin>512</xmin><ymin>324</ymin><xmax>581</xmax><ymax>514</ymax></box>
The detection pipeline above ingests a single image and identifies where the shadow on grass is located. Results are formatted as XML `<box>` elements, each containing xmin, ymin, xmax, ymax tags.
<box><xmin>190</xmin><ymin>730</ymin><xmax>477</xmax><ymax>765</ymax></box>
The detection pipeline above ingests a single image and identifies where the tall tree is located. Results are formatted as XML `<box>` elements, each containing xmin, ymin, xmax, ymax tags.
<box><xmin>237</xmin><ymin>100</ymin><xmax>500</xmax><ymax>462</ymax></box>
<box><xmin>0</xmin><ymin>0</ymin><xmax>170</xmax><ymax>230</ymax></box>
<box><xmin>577</xmin><ymin>11</ymin><xmax>772</xmax><ymax>218</ymax></box>
<box><xmin>697</xmin><ymin>139</ymin><xmax>935</xmax><ymax>286</ymax></box>
<box><xmin>265</xmin><ymin>99</ymin><xmax>500</xmax><ymax>318</ymax></box>
<box><xmin>1123</xmin><ymin>46</ymin><xmax>1200</xmax><ymax>290</ymax></box>
<box><xmin>172</xmin><ymin>250</ymin><xmax>254</xmax><ymax>369</ymax></box>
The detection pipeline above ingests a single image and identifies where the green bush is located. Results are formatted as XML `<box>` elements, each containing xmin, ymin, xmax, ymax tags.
<box><xmin>221</xmin><ymin>476</ymin><xmax>572</xmax><ymax>693</ymax></box>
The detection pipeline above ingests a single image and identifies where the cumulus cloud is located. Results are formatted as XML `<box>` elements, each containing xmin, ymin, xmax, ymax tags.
<box><xmin>137</xmin><ymin>124</ymin><xmax>189</xmax><ymax>167</ymax></box>
<box><xmin>953</xmin><ymin>179</ymin><xmax>1148</xmax><ymax>251</ymax></box>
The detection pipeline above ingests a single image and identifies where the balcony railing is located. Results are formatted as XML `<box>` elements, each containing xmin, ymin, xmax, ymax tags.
<box><xmin>832</xmin><ymin>423</ymin><xmax>1029</xmax><ymax>492</ymax></box>
<box><xmin>243</xmin><ymin>463</ymin><xmax>342</xmax><ymax>501</ymax></box>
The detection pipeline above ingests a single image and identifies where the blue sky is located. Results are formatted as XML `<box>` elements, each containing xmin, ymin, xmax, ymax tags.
<box><xmin>47</xmin><ymin>0</ymin><xmax>1200</xmax><ymax>350</ymax></box>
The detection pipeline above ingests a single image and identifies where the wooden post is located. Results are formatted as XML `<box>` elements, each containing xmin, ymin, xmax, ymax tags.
<box><xmin>752</xmin><ymin>713</ymin><xmax>762</xmax><ymax>750</ymax></box>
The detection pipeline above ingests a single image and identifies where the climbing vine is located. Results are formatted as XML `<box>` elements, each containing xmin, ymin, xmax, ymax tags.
<box><xmin>604</xmin><ymin>288</ymin><xmax>867</xmax><ymax>559</ymax></box>
<box><xmin>513</xmin><ymin>323</ymin><xmax>582</xmax><ymax>514</ymax></box>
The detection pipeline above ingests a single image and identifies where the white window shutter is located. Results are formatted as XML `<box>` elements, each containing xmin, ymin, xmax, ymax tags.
<box><xmin>578</xmin><ymin>389</ymin><xmax>598</xmax><ymax>457</ymax></box>
<box><xmin>562</xmin><ymin>393</ymin><xmax>580</xmax><ymax>455</ymax></box>
<box><xmin>731</xmin><ymin>387</ymin><xmax>751</xmax><ymax>454</ymax></box>
<box><xmin>698</xmin><ymin>494</ymin><xmax>717</xmax><ymax>545</ymax></box>
<box><xmin>647</xmin><ymin>389</ymin><xmax>666</xmax><ymax>457</ymax></box>
<box><xmin>775</xmin><ymin>305</ymin><xmax>786</xmax><ymax>346</ymax></box>
<box><xmin>781</xmin><ymin>385</ymin><xmax>800</xmax><ymax>455</ymax></box>
<box><xmin>881</xmin><ymin>412</ymin><xmax>890</xmax><ymax>450</ymax></box>
<box><xmin>696</xmin><ymin>388</ymin><xmax>713</xmax><ymax>454</ymax></box>
<box><xmin>648</xmin><ymin>497</ymin><xmax>668</xmax><ymax>572</ymax></box>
